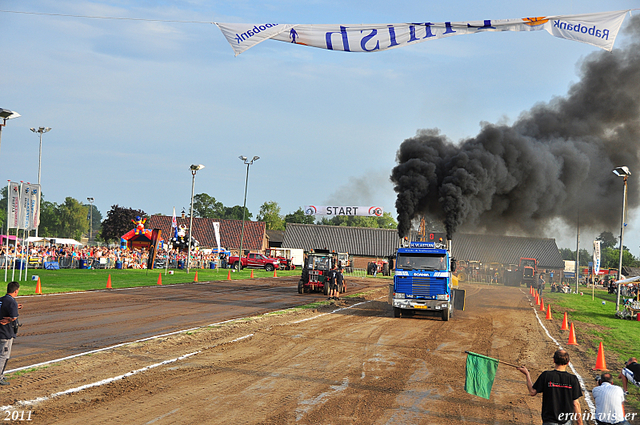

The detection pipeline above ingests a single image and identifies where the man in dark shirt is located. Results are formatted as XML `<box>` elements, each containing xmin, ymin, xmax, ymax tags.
<box><xmin>334</xmin><ymin>266</ymin><xmax>344</xmax><ymax>301</ymax></box>
<box><xmin>0</xmin><ymin>281</ymin><xmax>22</xmax><ymax>386</ymax></box>
<box><xmin>517</xmin><ymin>349</ymin><xmax>584</xmax><ymax>425</ymax></box>
<box><xmin>619</xmin><ymin>357</ymin><xmax>640</xmax><ymax>394</ymax></box>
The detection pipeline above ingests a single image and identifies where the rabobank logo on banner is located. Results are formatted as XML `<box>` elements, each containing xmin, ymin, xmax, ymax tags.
<box><xmin>234</xmin><ymin>23</ymin><xmax>280</xmax><ymax>44</ymax></box>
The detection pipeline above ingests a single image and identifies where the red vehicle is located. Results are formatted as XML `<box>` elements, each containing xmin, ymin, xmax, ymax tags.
<box><xmin>519</xmin><ymin>257</ymin><xmax>538</xmax><ymax>287</ymax></box>
<box><xmin>265</xmin><ymin>248</ymin><xmax>296</xmax><ymax>270</ymax></box>
<box><xmin>228</xmin><ymin>252</ymin><xmax>280</xmax><ymax>271</ymax></box>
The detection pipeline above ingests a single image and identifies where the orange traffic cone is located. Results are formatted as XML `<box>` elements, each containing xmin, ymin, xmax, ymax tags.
<box><xmin>274</xmin><ymin>269</ymin><xmax>278</xmax><ymax>278</ymax></box>
<box><xmin>567</xmin><ymin>323</ymin><xmax>578</xmax><ymax>345</ymax></box>
<box><xmin>250</xmin><ymin>269</ymin><xmax>254</xmax><ymax>278</ymax></box>
<box><xmin>107</xmin><ymin>274</ymin><xmax>112</xmax><ymax>289</ymax></box>
<box><xmin>227</xmin><ymin>270</ymin><xmax>232</xmax><ymax>280</ymax></box>
<box><xmin>546</xmin><ymin>304</ymin><xmax>552</xmax><ymax>320</ymax></box>
<box><xmin>35</xmin><ymin>277</ymin><xmax>42</xmax><ymax>295</ymax></box>
<box><xmin>157</xmin><ymin>273</ymin><xmax>162</xmax><ymax>285</ymax></box>
<box><xmin>535</xmin><ymin>294</ymin><xmax>540</xmax><ymax>305</ymax></box>
<box><xmin>539</xmin><ymin>298</ymin><xmax>545</xmax><ymax>311</ymax></box>
<box><xmin>561</xmin><ymin>312</ymin><xmax>569</xmax><ymax>330</ymax></box>
<box><xmin>194</xmin><ymin>271</ymin><xmax>198</xmax><ymax>283</ymax></box>
<box><xmin>593</xmin><ymin>342</ymin><xmax>608</xmax><ymax>370</ymax></box>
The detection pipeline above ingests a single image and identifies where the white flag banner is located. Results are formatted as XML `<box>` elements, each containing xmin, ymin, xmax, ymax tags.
<box><xmin>593</xmin><ymin>240</ymin><xmax>601</xmax><ymax>275</ymax></box>
<box><xmin>304</xmin><ymin>206</ymin><xmax>383</xmax><ymax>217</ymax></box>
<box><xmin>213</xmin><ymin>222</ymin><xmax>221</xmax><ymax>253</ymax></box>
<box><xmin>7</xmin><ymin>182</ymin><xmax>20</xmax><ymax>230</ymax></box>
<box><xmin>27</xmin><ymin>184</ymin><xmax>41</xmax><ymax>231</ymax></box>
<box><xmin>19</xmin><ymin>183</ymin><xmax>33</xmax><ymax>231</ymax></box>
<box><xmin>216</xmin><ymin>10</ymin><xmax>629</xmax><ymax>56</ymax></box>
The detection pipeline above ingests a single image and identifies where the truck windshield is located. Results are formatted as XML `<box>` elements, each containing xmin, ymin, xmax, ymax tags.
<box><xmin>397</xmin><ymin>253</ymin><xmax>446</xmax><ymax>271</ymax></box>
<box><xmin>307</xmin><ymin>256</ymin><xmax>330</xmax><ymax>270</ymax></box>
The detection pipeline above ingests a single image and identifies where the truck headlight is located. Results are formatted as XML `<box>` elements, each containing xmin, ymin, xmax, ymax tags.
<box><xmin>436</xmin><ymin>294</ymin><xmax>449</xmax><ymax>301</ymax></box>
<box><xmin>395</xmin><ymin>293</ymin><xmax>405</xmax><ymax>299</ymax></box>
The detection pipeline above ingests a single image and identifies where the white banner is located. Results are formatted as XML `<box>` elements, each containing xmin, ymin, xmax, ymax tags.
<box><xmin>304</xmin><ymin>206</ymin><xmax>383</xmax><ymax>217</ymax></box>
<box><xmin>216</xmin><ymin>10</ymin><xmax>629</xmax><ymax>56</ymax></box>
<box><xmin>593</xmin><ymin>240</ymin><xmax>601</xmax><ymax>276</ymax></box>
<box><xmin>6</xmin><ymin>182</ymin><xmax>20</xmax><ymax>230</ymax></box>
<box><xmin>213</xmin><ymin>222</ymin><xmax>221</xmax><ymax>254</ymax></box>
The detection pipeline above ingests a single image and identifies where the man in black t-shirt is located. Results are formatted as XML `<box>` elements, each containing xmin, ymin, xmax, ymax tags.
<box><xmin>620</xmin><ymin>357</ymin><xmax>640</xmax><ymax>394</ymax></box>
<box><xmin>517</xmin><ymin>349</ymin><xmax>584</xmax><ymax>425</ymax></box>
<box><xmin>0</xmin><ymin>281</ymin><xmax>22</xmax><ymax>386</ymax></box>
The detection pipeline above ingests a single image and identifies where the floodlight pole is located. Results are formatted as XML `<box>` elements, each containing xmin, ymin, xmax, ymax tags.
<box><xmin>87</xmin><ymin>198</ymin><xmax>94</xmax><ymax>245</ymax></box>
<box><xmin>0</xmin><ymin>109</ymin><xmax>20</xmax><ymax>158</ymax></box>
<box><xmin>30</xmin><ymin>126</ymin><xmax>51</xmax><ymax>238</ymax></box>
<box><xmin>616</xmin><ymin>174</ymin><xmax>629</xmax><ymax>312</ymax></box>
<box><xmin>187</xmin><ymin>165</ymin><xmax>204</xmax><ymax>274</ymax></box>
<box><xmin>238</xmin><ymin>156</ymin><xmax>259</xmax><ymax>269</ymax></box>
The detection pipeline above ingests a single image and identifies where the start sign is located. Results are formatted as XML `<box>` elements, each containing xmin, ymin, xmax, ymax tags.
<box><xmin>304</xmin><ymin>206</ymin><xmax>383</xmax><ymax>217</ymax></box>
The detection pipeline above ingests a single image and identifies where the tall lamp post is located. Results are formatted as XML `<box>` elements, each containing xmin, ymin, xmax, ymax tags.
<box><xmin>87</xmin><ymin>197</ymin><xmax>94</xmax><ymax>245</ymax></box>
<box><xmin>238</xmin><ymin>156</ymin><xmax>259</xmax><ymax>269</ymax></box>
<box><xmin>187</xmin><ymin>164</ymin><xmax>204</xmax><ymax>274</ymax></box>
<box><xmin>30</xmin><ymin>126</ymin><xmax>52</xmax><ymax>238</ymax></box>
<box><xmin>0</xmin><ymin>109</ymin><xmax>20</xmax><ymax>157</ymax></box>
<box><xmin>613</xmin><ymin>165</ymin><xmax>630</xmax><ymax>312</ymax></box>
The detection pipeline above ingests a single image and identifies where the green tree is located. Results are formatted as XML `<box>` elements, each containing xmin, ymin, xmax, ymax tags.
<box><xmin>101</xmin><ymin>205</ymin><xmax>146</xmax><ymax>243</ymax></box>
<box><xmin>38</xmin><ymin>200</ymin><xmax>61</xmax><ymax>237</ymax></box>
<box><xmin>57</xmin><ymin>197</ymin><xmax>89</xmax><ymax>240</ymax></box>
<box><xmin>257</xmin><ymin>201</ymin><xmax>285</xmax><ymax>230</ymax></box>
<box><xmin>558</xmin><ymin>247</ymin><xmax>591</xmax><ymax>266</ymax></box>
<box><xmin>221</xmin><ymin>205</ymin><xmax>252</xmax><ymax>221</ymax></box>
<box><xmin>318</xmin><ymin>212</ymin><xmax>397</xmax><ymax>229</ymax></box>
<box><xmin>193</xmin><ymin>193</ymin><xmax>224</xmax><ymax>218</ymax></box>
<box><xmin>284</xmin><ymin>208</ymin><xmax>315</xmax><ymax>225</ymax></box>
<box><xmin>596</xmin><ymin>231</ymin><xmax>617</xmax><ymax>250</ymax></box>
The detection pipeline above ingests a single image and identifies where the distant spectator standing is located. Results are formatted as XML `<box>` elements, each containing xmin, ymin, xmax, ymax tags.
<box><xmin>619</xmin><ymin>357</ymin><xmax>640</xmax><ymax>394</ymax></box>
<box><xmin>0</xmin><ymin>281</ymin><xmax>22</xmax><ymax>386</ymax></box>
<box><xmin>328</xmin><ymin>263</ymin><xmax>338</xmax><ymax>301</ymax></box>
<box><xmin>334</xmin><ymin>266</ymin><xmax>344</xmax><ymax>301</ymax></box>
<box><xmin>516</xmin><ymin>349</ymin><xmax>584</xmax><ymax>425</ymax></box>
<box><xmin>538</xmin><ymin>273</ymin><xmax>546</xmax><ymax>295</ymax></box>
<box><xmin>592</xmin><ymin>373</ymin><xmax>630</xmax><ymax>425</ymax></box>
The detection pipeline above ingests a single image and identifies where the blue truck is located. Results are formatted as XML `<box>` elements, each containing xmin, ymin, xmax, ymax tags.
<box><xmin>388</xmin><ymin>233</ymin><xmax>465</xmax><ymax>321</ymax></box>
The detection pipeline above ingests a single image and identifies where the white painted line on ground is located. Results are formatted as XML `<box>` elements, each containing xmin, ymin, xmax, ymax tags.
<box><xmin>3</xmin><ymin>296</ymin><xmax>380</xmax><ymax>411</ymax></box>
<box><xmin>525</xmin><ymin>291</ymin><xmax>596</xmax><ymax>416</ymax></box>
<box><xmin>1</xmin><ymin>351</ymin><xmax>201</xmax><ymax>411</ymax></box>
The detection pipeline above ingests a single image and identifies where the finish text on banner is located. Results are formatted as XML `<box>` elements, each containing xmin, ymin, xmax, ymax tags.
<box><xmin>216</xmin><ymin>10</ymin><xmax>629</xmax><ymax>55</ymax></box>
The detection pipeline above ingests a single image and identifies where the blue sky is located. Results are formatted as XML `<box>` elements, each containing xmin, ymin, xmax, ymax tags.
<box><xmin>1</xmin><ymin>0</ymin><xmax>638</xmax><ymax>252</ymax></box>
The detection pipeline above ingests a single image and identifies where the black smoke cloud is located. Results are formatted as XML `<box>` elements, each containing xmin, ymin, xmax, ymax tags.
<box><xmin>391</xmin><ymin>14</ymin><xmax>640</xmax><ymax>240</ymax></box>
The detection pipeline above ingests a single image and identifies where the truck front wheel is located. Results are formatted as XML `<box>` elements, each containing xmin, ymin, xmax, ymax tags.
<box><xmin>265</xmin><ymin>264</ymin><xmax>274</xmax><ymax>272</ymax></box>
<box><xmin>442</xmin><ymin>306</ymin><xmax>450</xmax><ymax>321</ymax></box>
<box><xmin>298</xmin><ymin>280</ymin><xmax>304</xmax><ymax>294</ymax></box>
<box><xmin>393</xmin><ymin>307</ymin><xmax>401</xmax><ymax>318</ymax></box>
<box><xmin>233</xmin><ymin>262</ymin><xmax>242</xmax><ymax>270</ymax></box>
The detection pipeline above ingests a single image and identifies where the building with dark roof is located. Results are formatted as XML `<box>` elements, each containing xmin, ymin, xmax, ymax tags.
<box><xmin>282</xmin><ymin>224</ymin><xmax>565</xmax><ymax>279</ymax></box>
<box><xmin>266</xmin><ymin>230</ymin><xmax>284</xmax><ymax>248</ymax></box>
<box><xmin>145</xmin><ymin>215</ymin><xmax>267</xmax><ymax>253</ymax></box>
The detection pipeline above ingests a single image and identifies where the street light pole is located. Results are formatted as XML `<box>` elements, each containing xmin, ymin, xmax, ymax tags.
<box><xmin>30</xmin><ymin>126</ymin><xmax>51</xmax><ymax>238</ymax></box>
<box><xmin>0</xmin><ymin>109</ymin><xmax>20</xmax><ymax>158</ymax></box>
<box><xmin>187</xmin><ymin>164</ymin><xmax>204</xmax><ymax>274</ymax></box>
<box><xmin>87</xmin><ymin>198</ymin><xmax>94</xmax><ymax>245</ymax></box>
<box><xmin>238</xmin><ymin>156</ymin><xmax>260</xmax><ymax>269</ymax></box>
<box><xmin>613</xmin><ymin>166</ymin><xmax>630</xmax><ymax>312</ymax></box>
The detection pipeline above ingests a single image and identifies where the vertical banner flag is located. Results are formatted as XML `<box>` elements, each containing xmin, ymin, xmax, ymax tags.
<box><xmin>464</xmin><ymin>352</ymin><xmax>499</xmax><ymax>399</ymax></box>
<box><xmin>26</xmin><ymin>184</ymin><xmax>41</xmax><ymax>231</ymax></box>
<box><xmin>304</xmin><ymin>206</ymin><xmax>383</xmax><ymax>217</ymax></box>
<box><xmin>213</xmin><ymin>222</ymin><xmax>221</xmax><ymax>254</ymax></box>
<box><xmin>7</xmin><ymin>182</ymin><xmax>20</xmax><ymax>230</ymax></box>
<box><xmin>593</xmin><ymin>240</ymin><xmax>601</xmax><ymax>276</ymax></box>
<box><xmin>19</xmin><ymin>183</ymin><xmax>31</xmax><ymax>230</ymax></box>
<box><xmin>171</xmin><ymin>207</ymin><xmax>178</xmax><ymax>239</ymax></box>
<box><xmin>216</xmin><ymin>10</ymin><xmax>629</xmax><ymax>56</ymax></box>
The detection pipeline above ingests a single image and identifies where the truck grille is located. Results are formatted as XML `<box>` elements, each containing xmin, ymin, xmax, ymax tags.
<box><xmin>396</xmin><ymin>276</ymin><xmax>447</xmax><ymax>298</ymax></box>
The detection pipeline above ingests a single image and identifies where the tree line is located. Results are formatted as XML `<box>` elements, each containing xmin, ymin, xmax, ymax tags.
<box><xmin>559</xmin><ymin>231</ymin><xmax>640</xmax><ymax>269</ymax></box>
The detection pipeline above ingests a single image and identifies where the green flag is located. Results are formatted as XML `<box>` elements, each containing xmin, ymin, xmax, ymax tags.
<box><xmin>464</xmin><ymin>352</ymin><xmax>498</xmax><ymax>399</ymax></box>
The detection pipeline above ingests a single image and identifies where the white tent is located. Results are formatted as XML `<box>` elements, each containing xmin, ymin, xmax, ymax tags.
<box><xmin>26</xmin><ymin>237</ymin><xmax>83</xmax><ymax>246</ymax></box>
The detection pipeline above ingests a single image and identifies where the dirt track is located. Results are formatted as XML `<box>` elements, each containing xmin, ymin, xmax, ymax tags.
<box><xmin>0</xmin><ymin>279</ymin><xmax>630</xmax><ymax>424</ymax></box>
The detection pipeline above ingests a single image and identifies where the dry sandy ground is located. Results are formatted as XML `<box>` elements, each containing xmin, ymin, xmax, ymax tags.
<box><xmin>0</xmin><ymin>281</ymin><xmax>634</xmax><ymax>424</ymax></box>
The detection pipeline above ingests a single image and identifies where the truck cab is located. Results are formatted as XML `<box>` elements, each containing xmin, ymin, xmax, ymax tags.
<box><xmin>389</xmin><ymin>237</ymin><xmax>465</xmax><ymax>321</ymax></box>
